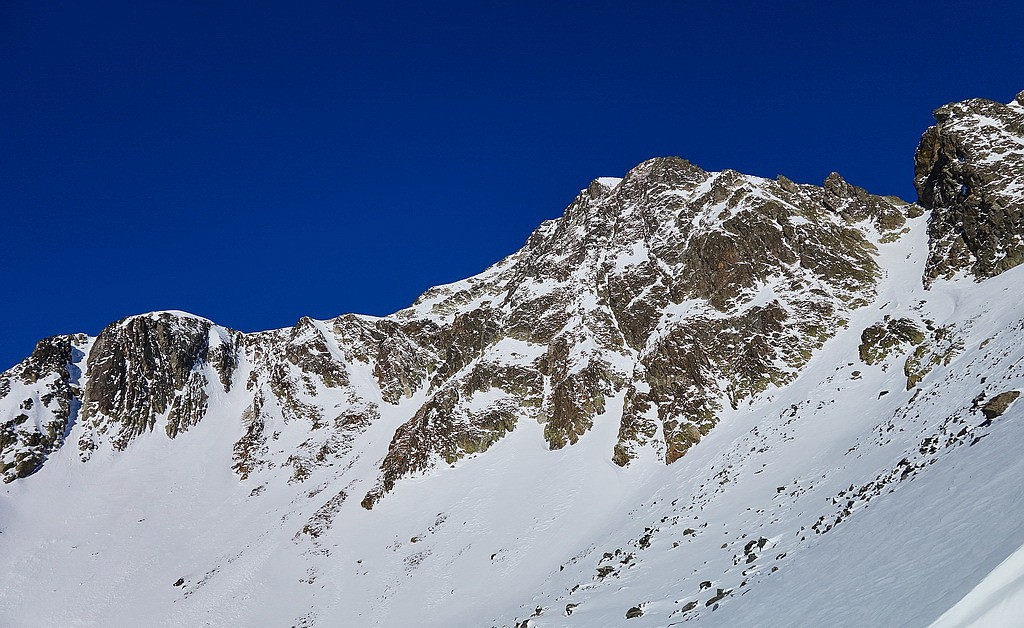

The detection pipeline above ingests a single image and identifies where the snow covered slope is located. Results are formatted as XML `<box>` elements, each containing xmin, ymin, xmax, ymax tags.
<box><xmin>1</xmin><ymin>91</ymin><xmax>1022</xmax><ymax>627</ymax></box>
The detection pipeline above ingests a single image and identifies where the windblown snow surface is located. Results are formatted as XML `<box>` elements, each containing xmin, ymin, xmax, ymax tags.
<box><xmin>1</xmin><ymin>206</ymin><xmax>1022</xmax><ymax>627</ymax></box>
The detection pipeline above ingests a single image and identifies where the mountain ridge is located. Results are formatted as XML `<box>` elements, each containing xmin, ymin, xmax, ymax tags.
<box><xmin>1</xmin><ymin>91</ymin><xmax>1023</xmax><ymax>627</ymax></box>
<box><xmin>1</xmin><ymin>155</ymin><xmax>913</xmax><ymax>496</ymax></box>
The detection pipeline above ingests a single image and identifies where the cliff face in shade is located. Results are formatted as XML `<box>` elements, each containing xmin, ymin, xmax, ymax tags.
<box><xmin>77</xmin><ymin>311</ymin><xmax>240</xmax><ymax>454</ymax></box>
<box><xmin>2</xmin><ymin>91</ymin><xmax>1024</xmax><ymax>628</ymax></box>
<box><xmin>917</xmin><ymin>91</ymin><xmax>1024</xmax><ymax>283</ymax></box>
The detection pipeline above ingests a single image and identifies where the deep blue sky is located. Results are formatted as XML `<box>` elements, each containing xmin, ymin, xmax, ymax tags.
<box><xmin>2</xmin><ymin>1</ymin><xmax>1022</xmax><ymax>370</ymax></box>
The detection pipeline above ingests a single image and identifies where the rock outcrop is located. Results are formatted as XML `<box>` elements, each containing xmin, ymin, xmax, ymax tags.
<box><xmin>0</xmin><ymin>333</ymin><xmax>87</xmax><ymax>481</ymax></box>
<box><xmin>917</xmin><ymin>92</ymin><xmax>1024</xmax><ymax>284</ymax></box>
<box><xmin>981</xmin><ymin>390</ymin><xmax>1020</xmax><ymax>420</ymax></box>
<box><xmin>77</xmin><ymin>311</ymin><xmax>241</xmax><ymax>455</ymax></box>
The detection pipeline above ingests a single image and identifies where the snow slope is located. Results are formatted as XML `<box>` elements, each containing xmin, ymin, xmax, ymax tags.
<box><xmin>932</xmin><ymin>542</ymin><xmax>1024</xmax><ymax>628</ymax></box>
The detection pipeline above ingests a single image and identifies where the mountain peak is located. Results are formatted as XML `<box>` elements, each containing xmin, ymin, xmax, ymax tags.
<box><xmin>587</xmin><ymin>176</ymin><xmax>623</xmax><ymax>199</ymax></box>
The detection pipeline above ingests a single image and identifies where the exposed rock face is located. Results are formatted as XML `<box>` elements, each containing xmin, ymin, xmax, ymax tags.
<box><xmin>0</xmin><ymin>334</ymin><xmax>87</xmax><ymax>481</ymax></box>
<box><xmin>232</xmin><ymin>315</ymin><xmax>390</xmax><ymax>483</ymax></box>
<box><xmin>78</xmin><ymin>312</ymin><xmax>241</xmax><ymax>454</ymax></box>
<box><xmin>362</xmin><ymin>159</ymin><xmax>908</xmax><ymax>506</ymax></box>
<box><xmin>3</xmin><ymin>90</ymin><xmax>1023</xmax><ymax>517</ymax></box>
<box><xmin>917</xmin><ymin>92</ymin><xmax>1024</xmax><ymax>284</ymax></box>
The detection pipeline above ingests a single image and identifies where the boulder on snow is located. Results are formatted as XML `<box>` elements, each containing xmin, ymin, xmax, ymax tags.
<box><xmin>981</xmin><ymin>391</ymin><xmax>1020</xmax><ymax>419</ymax></box>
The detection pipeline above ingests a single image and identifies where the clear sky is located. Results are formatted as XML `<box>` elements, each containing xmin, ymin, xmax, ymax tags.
<box><xmin>2</xmin><ymin>1</ymin><xmax>1022</xmax><ymax>370</ymax></box>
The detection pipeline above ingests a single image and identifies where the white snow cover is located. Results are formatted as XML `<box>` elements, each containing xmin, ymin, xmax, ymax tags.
<box><xmin>931</xmin><ymin>542</ymin><xmax>1024</xmax><ymax>628</ymax></box>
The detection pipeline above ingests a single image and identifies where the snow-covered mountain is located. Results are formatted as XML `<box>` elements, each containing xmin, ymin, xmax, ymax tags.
<box><xmin>1</xmin><ymin>91</ymin><xmax>1023</xmax><ymax>627</ymax></box>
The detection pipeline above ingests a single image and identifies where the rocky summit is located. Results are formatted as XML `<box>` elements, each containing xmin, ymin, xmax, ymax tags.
<box><xmin>2</xmin><ymin>92</ymin><xmax>1024</xmax><ymax>627</ymax></box>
